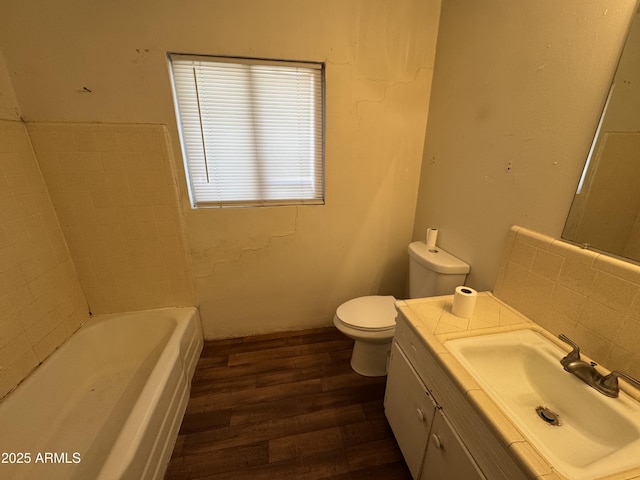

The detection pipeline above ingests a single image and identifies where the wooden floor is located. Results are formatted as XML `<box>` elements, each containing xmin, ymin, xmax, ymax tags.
<box><xmin>165</xmin><ymin>327</ymin><xmax>411</xmax><ymax>480</ymax></box>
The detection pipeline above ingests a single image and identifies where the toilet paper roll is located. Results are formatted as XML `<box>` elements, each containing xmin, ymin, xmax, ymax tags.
<box><xmin>452</xmin><ymin>286</ymin><xmax>477</xmax><ymax>319</ymax></box>
<box><xmin>426</xmin><ymin>228</ymin><xmax>438</xmax><ymax>249</ymax></box>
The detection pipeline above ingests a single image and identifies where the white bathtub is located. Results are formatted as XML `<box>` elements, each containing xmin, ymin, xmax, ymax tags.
<box><xmin>0</xmin><ymin>307</ymin><xmax>203</xmax><ymax>480</ymax></box>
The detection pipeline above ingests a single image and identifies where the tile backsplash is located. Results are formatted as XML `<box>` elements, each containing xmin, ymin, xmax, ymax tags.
<box><xmin>27</xmin><ymin>122</ymin><xmax>196</xmax><ymax>314</ymax></box>
<box><xmin>494</xmin><ymin>225</ymin><xmax>640</xmax><ymax>379</ymax></box>
<box><xmin>0</xmin><ymin>120</ymin><xmax>88</xmax><ymax>398</ymax></box>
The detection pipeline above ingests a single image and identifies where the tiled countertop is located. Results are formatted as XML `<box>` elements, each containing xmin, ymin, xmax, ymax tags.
<box><xmin>395</xmin><ymin>292</ymin><xmax>640</xmax><ymax>480</ymax></box>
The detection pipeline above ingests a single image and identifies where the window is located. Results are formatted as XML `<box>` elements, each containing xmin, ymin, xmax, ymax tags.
<box><xmin>168</xmin><ymin>54</ymin><xmax>324</xmax><ymax>208</ymax></box>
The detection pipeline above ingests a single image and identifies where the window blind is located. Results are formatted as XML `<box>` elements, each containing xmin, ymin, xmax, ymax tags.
<box><xmin>168</xmin><ymin>54</ymin><xmax>324</xmax><ymax>208</ymax></box>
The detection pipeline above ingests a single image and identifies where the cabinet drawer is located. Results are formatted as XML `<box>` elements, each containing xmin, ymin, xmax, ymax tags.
<box><xmin>393</xmin><ymin>314</ymin><xmax>444</xmax><ymax>404</ymax></box>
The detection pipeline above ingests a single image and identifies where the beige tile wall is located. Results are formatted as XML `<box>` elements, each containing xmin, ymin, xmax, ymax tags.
<box><xmin>494</xmin><ymin>225</ymin><xmax>640</xmax><ymax>379</ymax></box>
<box><xmin>0</xmin><ymin>120</ymin><xmax>88</xmax><ymax>398</ymax></box>
<box><xmin>27</xmin><ymin>122</ymin><xmax>196</xmax><ymax>314</ymax></box>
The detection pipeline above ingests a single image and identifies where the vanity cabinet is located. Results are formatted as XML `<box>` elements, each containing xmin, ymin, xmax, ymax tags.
<box><xmin>385</xmin><ymin>339</ymin><xmax>484</xmax><ymax>479</ymax></box>
<box><xmin>386</xmin><ymin>312</ymin><xmax>529</xmax><ymax>480</ymax></box>
<box><xmin>384</xmin><ymin>341</ymin><xmax>436</xmax><ymax>477</ymax></box>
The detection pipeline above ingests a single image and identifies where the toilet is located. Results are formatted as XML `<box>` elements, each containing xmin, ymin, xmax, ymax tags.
<box><xmin>333</xmin><ymin>241</ymin><xmax>470</xmax><ymax>376</ymax></box>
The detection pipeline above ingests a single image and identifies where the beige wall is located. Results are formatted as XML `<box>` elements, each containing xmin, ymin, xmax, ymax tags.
<box><xmin>0</xmin><ymin>120</ymin><xmax>88</xmax><ymax>398</ymax></box>
<box><xmin>0</xmin><ymin>1</ymin><xmax>440</xmax><ymax>338</ymax></box>
<box><xmin>413</xmin><ymin>0</ymin><xmax>638</xmax><ymax>292</ymax></box>
<box><xmin>0</xmin><ymin>53</ymin><xmax>88</xmax><ymax>398</ymax></box>
<box><xmin>4</xmin><ymin>0</ymin><xmax>637</xmax><ymax>348</ymax></box>
<box><xmin>0</xmin><ymin>50</ymin><xmax>19</xmax><ymax>121</ymax></box>
<box><xmin>602</xmin><ymin>11</ymin><xmax>640</xmax><ymax>133</ymax></box>
<box><xmin>27</xmin><ymin>122</ymin><xmax>196</xmax><ymax>314</ymax></box>
<box><xmin>495</xmin><ymin>226</ymin><xmax>640</xmax><ymax>380</ymax></box>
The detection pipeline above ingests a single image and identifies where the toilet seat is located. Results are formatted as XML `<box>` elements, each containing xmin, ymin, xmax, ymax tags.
<box><xmin>335</xmin><ymin>295</ymin><xmax>397</xmax><ymax>332</ymax></box>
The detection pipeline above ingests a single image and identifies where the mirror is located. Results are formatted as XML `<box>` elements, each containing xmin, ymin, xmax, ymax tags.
<box><xmin>563</xmin><ymin>8</ymin><xmax>640</xmax><ymax>262</ymax></box>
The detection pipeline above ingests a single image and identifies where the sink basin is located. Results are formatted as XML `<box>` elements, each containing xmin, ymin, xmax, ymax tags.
<box><xmin>445</xmin><ymin>329</ymin><xmax>640</xmax><ymax>480</ymax></box>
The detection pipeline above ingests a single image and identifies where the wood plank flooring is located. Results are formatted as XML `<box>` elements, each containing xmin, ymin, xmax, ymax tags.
<box><xmin>165</xmin><ymin>327</ymin><xmax>411</xmax><ymax>480</ymax></box>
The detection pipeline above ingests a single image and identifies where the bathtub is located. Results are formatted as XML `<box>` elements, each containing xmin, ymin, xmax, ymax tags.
<box><xmin>0</xmin><ymin>307</ymin><xmax>203</xmax><ymax>480</ymax></box>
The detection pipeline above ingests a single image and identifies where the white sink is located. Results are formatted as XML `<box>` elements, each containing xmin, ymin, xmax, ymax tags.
<box><xmin>445</xmin><ymin>329</ymin><xmax>640</xmax><ymax>480</ymax></box>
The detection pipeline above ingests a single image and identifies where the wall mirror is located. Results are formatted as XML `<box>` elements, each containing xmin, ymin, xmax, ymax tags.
<box><xmin>563</xmin><ymin>7</ymin><xmax>640</xmax><ymax>262</ymax></box>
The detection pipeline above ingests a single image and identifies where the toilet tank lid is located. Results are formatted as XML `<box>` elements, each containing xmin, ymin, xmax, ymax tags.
<box><xmin>408</xmin><ymin>241</ymin><xmax>470</xmax><ymax>274</ymax></box>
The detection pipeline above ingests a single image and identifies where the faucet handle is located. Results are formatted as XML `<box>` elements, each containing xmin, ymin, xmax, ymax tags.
<box><xmin>558</xmin><ymin>334</ymin><xmax>581</xmax><ymax>367</ymax></box>
<box><xmin>599</xmin><ymin>371</ymin><xmax>640</xmax><ymax>397</ymax></box>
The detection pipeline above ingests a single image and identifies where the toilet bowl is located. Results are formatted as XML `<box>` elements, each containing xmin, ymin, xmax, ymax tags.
<box><xmin>333</xmin><ymin>295</ymin><xmax>397</xmax><ymax>377</ymax></box>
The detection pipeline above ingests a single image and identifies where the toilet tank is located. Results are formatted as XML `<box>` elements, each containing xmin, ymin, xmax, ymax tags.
<box><xmin>407</xmin><ymin>241</ymin><xmax>470</xmax><ymax>298</ymax></box>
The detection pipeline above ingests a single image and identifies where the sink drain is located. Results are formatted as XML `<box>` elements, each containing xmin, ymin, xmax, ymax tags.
<box><xmin>535</xmin><ymin>406</ymin><xmax>561</xmax><ymax>426</ymax></box>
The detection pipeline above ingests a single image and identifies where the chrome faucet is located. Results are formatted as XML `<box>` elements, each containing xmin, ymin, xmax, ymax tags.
<box><xmin>558</xmin><ymin>334</ymin><xmax>581</xmax><ymax>368</ymax></box>
<box><xmin>558</xmin><ymin>334</ymin><xmax>640</xmax><ymax>398</ymax></box>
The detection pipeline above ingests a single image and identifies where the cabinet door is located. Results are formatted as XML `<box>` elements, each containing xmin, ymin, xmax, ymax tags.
<box><xmin>421</xmin><ymin>409</ymin><xmax>486</xmax><ymax>480</ymax></box>
<box><xmin>384</xmin><ymin>341</ymin><xmax>436</xmax><ymax>478</ymax></box>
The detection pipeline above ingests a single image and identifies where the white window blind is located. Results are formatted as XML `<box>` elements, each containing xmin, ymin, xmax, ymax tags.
<box><xmin>168</xmin><ymin>54</ymin><xmax>324</xmax><ymax>208</ymax></box>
